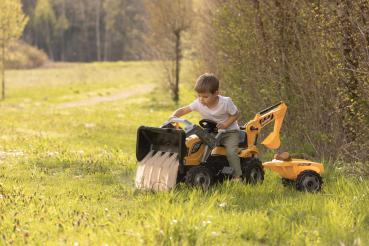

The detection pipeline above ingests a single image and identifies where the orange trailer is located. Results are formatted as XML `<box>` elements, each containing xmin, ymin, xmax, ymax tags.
<box><xmin>263</xmin><ymin>152</ymin><xmax>324</xmax><ymax>192</ymax></box>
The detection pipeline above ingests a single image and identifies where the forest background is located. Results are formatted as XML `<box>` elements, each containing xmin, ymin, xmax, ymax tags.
<box><xmin>2</xmin><ymin>0</ymin><xmax>369</xmax><ymax>171</ymax></box>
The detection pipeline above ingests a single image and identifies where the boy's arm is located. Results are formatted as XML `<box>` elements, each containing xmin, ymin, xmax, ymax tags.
<box><xmin>170</xmin><ymin>106</ymin><xmax>192</xmax><ymax>118</ymax></box>
<box><xmin>217</xmin><ymin>111</ymin><xmax>240</xmax><ymax>129</ymax></box>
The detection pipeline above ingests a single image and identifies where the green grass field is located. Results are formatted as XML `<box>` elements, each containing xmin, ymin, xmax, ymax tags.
<box><xmin>0</xmin><ymin>61</ymin><xmax>368</xmax><ymax>245</ymax></box>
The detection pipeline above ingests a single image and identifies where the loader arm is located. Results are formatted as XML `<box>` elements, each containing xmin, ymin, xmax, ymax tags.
<box><xmin>245</xmin><ymin>101</ymin><xmax>287</xmax><ymax>149</ymax></box>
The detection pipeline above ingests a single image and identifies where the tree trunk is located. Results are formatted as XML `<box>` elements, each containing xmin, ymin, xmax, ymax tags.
<box><xmin>46</xmin><ymin>21</ymin><xmax>54</xmax><ymax>60</ymax></box>
<box><xmin>338</xmin><ymin>0</ymin><xmax>360</xmax><ymax>141</ymax></box>
<box><xmin>96</xmin><ymin>0</ymin><xmax>101</xmax><ymax>61</ymax></box>
<box><xmin>60</xmin><ymin>0</ymin><xmax>66</xmax><ymax>61</ymax></box>
<box><xmin>174</xmin><ymin>30</ymin><xmax>181</xmax><ymax>103</ymax></box>
<box><xmin>274</xmin><ymin>0</ymin><xmax>290</xmax><ymax>99</ymax></box>
<box><xmin>1</xmin><ymin>39</ymin><xmax>5</xmax><ymax>100</ymax></box>
<box><xmin>252</xmin><ymin>0</ymin><xmax>267</xmax><ymax>46</ymax></box>
<box><xmin>103</xmin><ymin>24</ymin><xmax>108</xmax><ymax>61</ymax></box>
<box><xmin>80</xmin><ymin>1</ymin><xmax>88</xmax><ymax>61</ymax></box>
<box><xmin>358</xmin><ymin>1</ymin><xmax>369</xmax><ymax>49</ymax></box>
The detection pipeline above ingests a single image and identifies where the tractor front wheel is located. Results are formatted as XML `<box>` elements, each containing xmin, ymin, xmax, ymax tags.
<box><xmin>295</xmin><ymin>170</ymin><xmax>323</xmax><ymax>192</ymax></box>
<box><xmin>185</xmin><ymin>166</ymin><xmax>214</xmax><ymax>190</ymax></box>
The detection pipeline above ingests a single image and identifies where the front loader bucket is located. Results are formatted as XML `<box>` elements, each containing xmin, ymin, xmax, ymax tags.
<box><xmin>135</xmin><ymin>126</ymin><xmax>187</xmax><ymax>191</ymax></box>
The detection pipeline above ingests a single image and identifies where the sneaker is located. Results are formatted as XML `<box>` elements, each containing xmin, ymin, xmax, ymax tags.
<box><xmin>231</xmin><ymin>176</ymin><xmax>242</xmax><ymax>182</ymax></box>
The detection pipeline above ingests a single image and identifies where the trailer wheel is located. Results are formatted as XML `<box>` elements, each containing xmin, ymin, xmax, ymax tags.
<box><xmin>185</xmin><ymin>166</ymin><xmax>214</xmax><ymax>190</ymax></box>
<box><xmin>241</xmin><ymin>158</ymin><xmax>264</xmax><ymax>184</ymax></box>
<box><xmin>295</xmin><ymin>170</ymin><xmax>323</xmax><ymax>192</ymax></box>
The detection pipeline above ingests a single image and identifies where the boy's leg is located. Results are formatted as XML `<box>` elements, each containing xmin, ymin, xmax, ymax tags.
<box><xmin>220</xmin><ymin>131</ymin><xmax>242</xmax><ymax>177</ymax></box>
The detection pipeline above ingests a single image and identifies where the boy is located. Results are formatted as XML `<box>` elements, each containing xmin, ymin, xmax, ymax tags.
<box><xmin>170</xmin><ymin>73</ymin><xmax>242</xmax><ymax>180</ymax></box>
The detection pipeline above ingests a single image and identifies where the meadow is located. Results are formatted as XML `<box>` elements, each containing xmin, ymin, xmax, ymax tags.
<box><xmin>0</xmin><ymin>61</ymin><xmax>368</xmax><ymax>245</ymax></box>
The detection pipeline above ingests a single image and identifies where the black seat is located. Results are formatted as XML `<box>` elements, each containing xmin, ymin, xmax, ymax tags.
<box><xmin>238</xmin><ymin>131</ymin><xmax>247</xmax><ymax>147</ymax></box>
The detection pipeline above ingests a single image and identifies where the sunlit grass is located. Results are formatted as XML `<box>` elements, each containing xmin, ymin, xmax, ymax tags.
<box><xmin>0</xmin><ymin>61</ymin><xmax>368</xmax><ymax>245</ymax></box>
<box><xmin>4</xmin><ymin>61</ymin><xmax>160</xmax><ymax>103</ymax></box>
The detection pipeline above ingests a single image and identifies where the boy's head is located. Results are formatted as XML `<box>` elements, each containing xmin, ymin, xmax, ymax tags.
<box><xmin>194</xmin><ymin>73</ymin><xmax>219</xmax><ymax>94</ymax></box>
<box><xmin>194</xmin><ymin>73</ymin><xmax>219</xmax><ymax>107</ymax></box>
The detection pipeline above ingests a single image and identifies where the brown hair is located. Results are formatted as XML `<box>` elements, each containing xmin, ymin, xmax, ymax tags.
<box><xmin>194</xmin><ymin>73</ymin><xmax>219</xmax><ymax>94</ymax></box>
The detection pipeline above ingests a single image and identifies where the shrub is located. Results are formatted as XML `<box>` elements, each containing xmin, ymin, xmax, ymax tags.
<box><xmin>5</xmin><ymin>41</ymin><xmax>48</xmax><ymax>69</ymax></box>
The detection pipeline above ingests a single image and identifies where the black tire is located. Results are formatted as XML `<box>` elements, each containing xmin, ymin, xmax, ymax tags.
<box><xmin>241</xmin><ymin>158</ymin><xmax>264</xmax><ymax>184</ymax></box>
<box><xmin>185</xmin><ymin>166</ymin><xmax>214</xmax><ymax>190</ymax></box>
<box><xmin>295</xmin><ymin>170</ymin><xmax>323</xmax><ymax>192</ymax></box>
<box><xmin>281</xmin><ymin>178</ymin><xmax>294</xmax><ymax>186</ymax></box>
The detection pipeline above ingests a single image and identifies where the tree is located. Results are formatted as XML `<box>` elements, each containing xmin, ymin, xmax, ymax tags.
<box><xmin>20</xmin><ymin>0</ymin><xmax>148</xmax><ymax>62</ymax></box>
<box><xmin>33</xmin><ymin>0</ymin><xmax>56</xmax><ymax>60</ymax></box>
<box><xmin>103</xmin><ymin>0</ymin><xmax>148</xmax><ymax>61</ymax></box>
<box><xmin>0</xmin><ymin>0</ymin><xmax>28</xmax><ymax>100</ymax></box>
<box><xmin>145</xmin><ymin>0</ymin><xmax>193</xmax><ymax>103</ymax></box>
<box><xmin>53</xmin><ymin>0</ymin><xmax>69</xmax><ymax>61</ymax></box>
<box><xmin>198</xmin><ymin>0</ymin><xmax>368</xmax><ymax>163</ymax></box>
<box><xmin>95</xmin><ymin>0</ymin><xmax>102</xmax><ymax>61</ymax></box>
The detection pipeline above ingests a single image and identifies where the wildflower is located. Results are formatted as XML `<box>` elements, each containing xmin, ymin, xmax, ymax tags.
<box><xmin>0</xmin><ymin>150</ymin><xmax>24</xmax><ymax>158</ymax></box>
<box><xmin>84</xmin><ymin>123</ymin><xmax>96</xmax><ymax>128</ymax></box>
<box><xmin>171</xmin><ymin>219</ymin><xmax>178</xmax><ymax>225</ymax></box>
<box><xmin>77</xmin><ymin>150</ymin><xmax>85</xmax><ymax>155</ymax></box>
<box><xmin>218</xmin><ymin>202</ymin><xmax>227</xmax><ymax>208</ymax></box>
<box><xmin>202</xmin><ymin>220</ymin><xmax>211</xmax><ymax>226</ymax></box>
<box><xmin>47</xmin><ymin>151</ymin><xmax>59</xmax><ymax>157</ymax></box>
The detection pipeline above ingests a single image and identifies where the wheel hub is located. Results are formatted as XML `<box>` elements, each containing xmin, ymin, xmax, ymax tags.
<box><xmin>249</xmin><ymin>168</ymin><xmax>262</xmax><ymax>183</ymax></box>
<box><xmin>302</xmin><ymin>176</ymin><xmax>320</xmax><ymax>191</ymax></box>
<box><xmin>194</xmin><ymin>173</ymin><xmax>210</xmax><ymax>187</ymax></box>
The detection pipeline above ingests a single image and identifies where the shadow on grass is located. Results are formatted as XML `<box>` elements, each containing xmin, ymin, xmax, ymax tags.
<box><xmin>31</xmin><ymin>152</ymin><xmax>140</xmax><ymax>185</ymax></box>
<box><xmin>32</xmin><ymin>158</ymin><xmax>111</xmax><ymax>175</ymax></box>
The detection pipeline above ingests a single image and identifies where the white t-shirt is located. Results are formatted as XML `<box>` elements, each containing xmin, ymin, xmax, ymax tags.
<box><xmin>189</xmin><ymin>96</ymin><xmax>240</xmax><ymax>130</ymax></box>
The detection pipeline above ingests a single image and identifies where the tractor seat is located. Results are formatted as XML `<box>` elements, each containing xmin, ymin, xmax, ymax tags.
<box><xmin>238</xmin><ymin>131</ymin><xmax>247</xmax><ymax>146</ymax></box>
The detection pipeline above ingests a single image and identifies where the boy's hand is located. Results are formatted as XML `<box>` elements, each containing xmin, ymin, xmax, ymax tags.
<box><xmin>168</xmin><ymin>116</ymin><xmax>177</xmax><ymax>121</ymax></box>
<box><xmin>216</xmin><ymin>122</ymin><xmax>227</xmax><ymax>129</ymax></box>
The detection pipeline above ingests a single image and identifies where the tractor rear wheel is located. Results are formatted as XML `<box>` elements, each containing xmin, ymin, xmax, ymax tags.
<box><xmin>185</xmin><ymin>166</ymin><xmax>214</xmax><ymax>190</ymax></box>
<box><xmin>241</xmin><ymin>158</ymin><xmax>264</xmax><ymax>184</ymax></box>
<box><xmin>295</xmin><ymin>170</ymin><xmax>323</xmax><ymax>192</ymax></box>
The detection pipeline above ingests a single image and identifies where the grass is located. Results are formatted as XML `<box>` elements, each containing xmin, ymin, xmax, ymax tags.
<box><xmin>0</xmin><ymin>61</ymin><xmax>368</xmax><ymax>245</ymax></box>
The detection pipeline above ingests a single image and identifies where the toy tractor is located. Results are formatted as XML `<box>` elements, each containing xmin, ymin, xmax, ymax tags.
<box><xmin>135</xmin><ymin>101</ymin><xmax>288</xmax><ymax>191</ymax></box>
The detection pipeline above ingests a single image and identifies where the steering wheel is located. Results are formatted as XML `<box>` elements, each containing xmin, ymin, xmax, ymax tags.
<box><xmin>199</xmin><ymin>119</ymin><xmax>218</xmax><ymax>133</ymax></box>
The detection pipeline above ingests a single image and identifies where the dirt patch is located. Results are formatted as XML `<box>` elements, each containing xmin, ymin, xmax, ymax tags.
<box><xmin>56</xmin><ymin>84</ymin><xmax>155</xmax><ymax>109</ymax></box>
